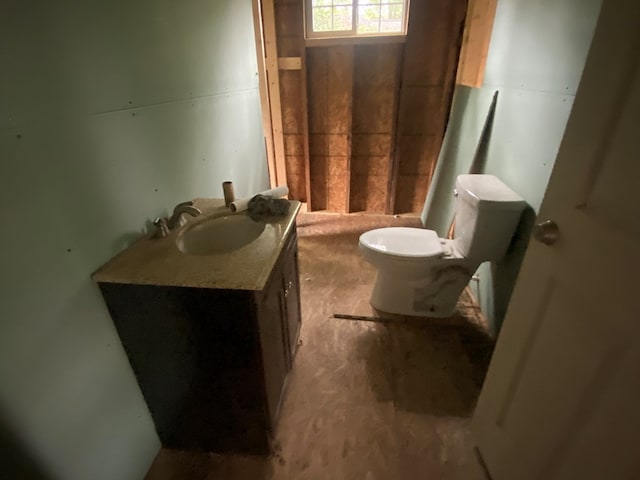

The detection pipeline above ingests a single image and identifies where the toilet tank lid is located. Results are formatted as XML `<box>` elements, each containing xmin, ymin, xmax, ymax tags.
<box><xmin>456</xmin><ymin>174</ymin><xmax>526</xmax><ymax>210</ymax></box>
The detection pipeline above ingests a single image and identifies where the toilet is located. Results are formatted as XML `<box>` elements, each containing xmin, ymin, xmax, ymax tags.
<box><xmin>359</xmin><ymin>174</ymin><xmax>526</xmax><ymax>317</ymax></box>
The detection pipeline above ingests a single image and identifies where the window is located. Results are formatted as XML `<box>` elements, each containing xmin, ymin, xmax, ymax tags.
<box><xmin>305</xmin><ymin>0</ymin><xmax>410</xmax><ymax>40</ymax></box>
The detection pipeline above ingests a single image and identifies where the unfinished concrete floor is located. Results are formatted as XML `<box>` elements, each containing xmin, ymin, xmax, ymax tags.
<box><xmin>145</xmin><ymin>213</ymin><xmax>494</xmax><ymax>480</ymax></box>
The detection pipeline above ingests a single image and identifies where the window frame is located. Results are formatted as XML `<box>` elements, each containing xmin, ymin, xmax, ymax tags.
<box><xmin>303</xmin><ymin>0</ymin><xmax>410</xmax><ymax>44</ymax></box>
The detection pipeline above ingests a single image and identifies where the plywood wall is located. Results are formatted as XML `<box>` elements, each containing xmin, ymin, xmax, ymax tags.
<box><xmin>308</xmin><ymin>46</ymin><xmax>354</xmax><ymax>212</ymax></box>
<box><xmin>351</xmin><ymin>44</ymin><xmax>403</xmax><ymax>213</ymax></box>
<box><xmin>393</xmin><ymin>0</ymin><xmax>468</xmax><ymax>213</ymax></box>
<box><xmin>270</xmin><ymin>0</ymin><xmax>467</xmax><ymax>213</ymax></box>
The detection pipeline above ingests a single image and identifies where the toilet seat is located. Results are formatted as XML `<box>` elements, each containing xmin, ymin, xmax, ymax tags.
<box><xmin>359</xmin><ymin>227</ymin><xmax>444</xmax><ymax>259</ymax></box>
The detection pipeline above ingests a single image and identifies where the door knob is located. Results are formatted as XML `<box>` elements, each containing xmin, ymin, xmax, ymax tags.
<box><xmin>533</xmin><ymin>220</ymin><xmax>559</xmax><ymax>245</ymax></box>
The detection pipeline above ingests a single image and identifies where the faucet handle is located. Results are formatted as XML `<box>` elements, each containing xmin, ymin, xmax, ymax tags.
<box><xmin>153</xmin><ymin>217</ymin><xmax>170</xmax><ymax>238</ymax></box>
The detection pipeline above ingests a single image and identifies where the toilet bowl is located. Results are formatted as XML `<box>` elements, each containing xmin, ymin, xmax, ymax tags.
<box><xmin>359</xmin><ymin>175</ymin><xmax>526</xmax><ymax>317</ymax></box>
<box><xmin>359</xmin><ymin>227</ymin><xmax>478</xmax><ymax>317</ymax></box>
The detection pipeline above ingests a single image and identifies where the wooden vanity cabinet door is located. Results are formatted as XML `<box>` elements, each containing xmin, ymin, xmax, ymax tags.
<box><xmin>255</xmin><ymin>226</ymin><xmax>303</xmax><ymax>431</ymax></box>
<box><xmin>256</xmin><ymin>264</ymin><xmax>289</xmax><ymax>430</ymax></box>
<box><xmin>283</xmin><ymin>237</ymin><xmax>301</xmax><ymax>360</ymax></box>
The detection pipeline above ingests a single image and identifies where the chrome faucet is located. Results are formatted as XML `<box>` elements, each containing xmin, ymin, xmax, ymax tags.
<box><xmin>153</xmin><ymin>200</ymin><xmax>201</xmax><ymax>238</ymax></box>
<box><xmin>168</xmin><ymin>201</ymin><xmax>201</xmax><ymax>229</ymax></box>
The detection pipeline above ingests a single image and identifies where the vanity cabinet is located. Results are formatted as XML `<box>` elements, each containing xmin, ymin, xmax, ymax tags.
<box><xmin>283</xmin><ymin>243</ymin><xmax>302</xmax><ymax>357</ymax></box>
<box><xmin>97</xmin><ymin>227</ymin><xmax>301</xmax><ymax>454</ymax></box>
<box><xmin>255</xmin><ymin>227</ymin><xmax>301</xmax><ymax>426</ymax></box>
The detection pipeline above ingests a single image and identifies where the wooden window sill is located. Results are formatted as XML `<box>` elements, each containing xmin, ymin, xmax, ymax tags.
<box><xmin>305</xmin><ymin>34</ymin><xmax>407</xmax><ymax>48</ymax></box>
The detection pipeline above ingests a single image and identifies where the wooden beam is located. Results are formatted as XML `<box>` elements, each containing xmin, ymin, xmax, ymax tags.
<box><xmin>261</xmin><ymin>0</ymin><xmax>288</xmax><ymax>188</ymax></box>
<box><xmin>278</xmin><ymin>57</ymin><xmax>303</xmax><ymax>70</ymax></box>
<box><xmin>299</xmin><ymin>51</ymin><xmax>313</xmax><ymax>211</ymax></box>
<box><xmin>273</xmin><ymin>0</ymin><xmax>310</xmax><ymax>207</ymax></box>
<box><xmin>252</xmin><ymin>0</ymin><xmax>277</xmax><ymax>187</ymax></box>
<box><xmin>456</xmin><ymin>0</ymin><xmax>498</xmax><ymax>88</ymax></box>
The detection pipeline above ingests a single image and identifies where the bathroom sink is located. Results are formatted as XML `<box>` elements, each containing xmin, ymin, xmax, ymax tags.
<box><xmin>176</xmin><ymin>214</ymin><xmax>265</xmax><ymax>255</ymax></box>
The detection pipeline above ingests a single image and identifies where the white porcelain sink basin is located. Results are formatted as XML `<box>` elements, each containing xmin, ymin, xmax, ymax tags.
<box><xmin>176</xmin><ymin>214</ymin><xmax>265</xmax><ymax>255</ymax></box>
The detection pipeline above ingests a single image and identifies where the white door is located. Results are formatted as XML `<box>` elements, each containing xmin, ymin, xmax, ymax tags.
<box><xmin>472</xmin><ymin>1</ymin><xmax>640</xmax><ymax>479</ymax></box>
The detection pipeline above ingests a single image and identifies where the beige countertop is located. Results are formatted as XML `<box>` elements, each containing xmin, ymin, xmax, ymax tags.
<box><xmin>93</xmin><ymin>198</ymin><xmax>301</xmax><ymax>291</ymax></box>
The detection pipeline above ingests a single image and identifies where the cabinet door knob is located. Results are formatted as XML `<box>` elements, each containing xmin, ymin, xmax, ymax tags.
<box><xmin>533</xmin><ymin>220</ymin><xmax>559</xmax><ymax>245</ymax></box>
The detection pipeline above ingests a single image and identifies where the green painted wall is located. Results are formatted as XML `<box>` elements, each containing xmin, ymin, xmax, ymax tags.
<box><xmin>0</xmin><ymin>0</ymin><xmax>268</xmax><ymax>478</ymax></box>
<box><xmin>422</xmin><ymin>0</ymin><xmax>602</xmax><ymax>333</ymax></box>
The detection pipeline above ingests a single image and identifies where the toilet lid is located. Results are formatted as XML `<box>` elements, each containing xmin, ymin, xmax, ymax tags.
<box><xmin>359</xmin><ymin>227</ymin><xmax>444</xmax><ymax>258</ymax></box>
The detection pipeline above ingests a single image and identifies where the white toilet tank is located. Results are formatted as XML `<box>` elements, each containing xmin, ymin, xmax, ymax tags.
<box><xmin>454</xmin><ymin>174</ymin><xmax>526</xmax><ymax>261</ymax></box>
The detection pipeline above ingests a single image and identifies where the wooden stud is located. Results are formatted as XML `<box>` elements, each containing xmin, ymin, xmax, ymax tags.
<box><xmin>273</xmin><ymin>0</ymin><xmax>310</xmax><ymax>206</ymax></box>
<box><xmin>262</xmin><ymin>0</ymin><xmax>288</xmax><ymax>188</ymax></box>
<box><xmin>252</xmin><ymin>0</ymin><xmax>277</xmax><ymax>187</ymax></box>
<box><xmin>456</xmin><ymin>0</ymin><xmax>498</xmax><ymax>88</ymax></box>
<box><xmin>300</xmin><ymin>47</ymin><xmax>313</xmax><ymax>210</ymax></box>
